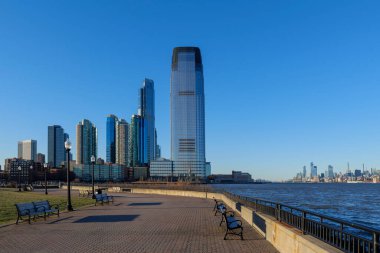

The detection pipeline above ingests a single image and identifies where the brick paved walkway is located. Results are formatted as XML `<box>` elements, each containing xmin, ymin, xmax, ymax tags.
<box><xmin>0</xmin><ymin>193</ymin><xmax>278</xmax><ymax>253</ymax></box>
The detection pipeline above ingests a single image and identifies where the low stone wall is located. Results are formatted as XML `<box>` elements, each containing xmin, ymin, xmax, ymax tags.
<box><xmin>130</xmin><ymin>188</ymin><xmax>342</xmax><ymax>253</ymax></box>
<box><xmin>61</xmin><ymin>185</ymin><xmax>98</xmax><ymax>191</ymax></box>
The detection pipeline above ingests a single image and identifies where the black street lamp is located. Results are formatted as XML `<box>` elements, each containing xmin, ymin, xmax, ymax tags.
<box><xmin>28</xmin><ymin>165</ymin><xmax>33</xmax><ymax>190</ymax></box>
<box><xmin>44</xmin><ymin>163</ymin><xmax>48</xmax><ymax>195</ymax></box>
<box><xmin>91</xmin><ymin>155</ymin><xmax>95</xmax><ymax>198</ymax></box>
<box><xmin>65</xmin><ymin>139</ymin><xmax>73</xmax><ymax>211</ymax></box>
<box><xmin>17</xmin><ymin>166</ymin><xmax>22</xmax><ymax>191</ymax></box>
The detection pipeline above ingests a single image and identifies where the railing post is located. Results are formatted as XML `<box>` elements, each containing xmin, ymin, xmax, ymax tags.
<box><xmin>276</xmin><ymin>204</ymin><xmax>280</xmax><ymax>221</ymax></box>
<box><xmin>301</xmin><ymin>211</ymin><xmax>306</xmax><ymax>235</ymax></box>
<box><xmin>340</xmin><ymin>224</ymin><xmax>344</xmax><ymax>249</ymax></box>
<box><xmin>374</xmin><ymin>232</ymin><xmax>378</xmax><ymax>253</ymax></box>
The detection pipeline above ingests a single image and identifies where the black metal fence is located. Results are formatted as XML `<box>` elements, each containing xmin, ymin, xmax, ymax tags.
<box><xmin>224</xmin><ymin>192</ymin><xmax>379</xmax><ymax>253</ymax></box>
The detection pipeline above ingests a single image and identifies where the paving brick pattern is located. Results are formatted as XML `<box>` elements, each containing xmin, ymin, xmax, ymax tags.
<box><xmin>0</xmin><ymin>193</ymin><xmax>278</xmax><ymax>253</ymax></box>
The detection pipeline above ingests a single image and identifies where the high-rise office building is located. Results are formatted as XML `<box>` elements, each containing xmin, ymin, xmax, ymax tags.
<box><xmin>310</xmin><ymin>163</ymin><xmax>318</xmax><ymax>178</ymax></box>
<box><xmin>138</xmin><ymin>78</ymin><xmax>155</xmax><ymax>164</ymax></box>
<box><xmin>76</xmin><ymin>119</ymin><xmax>97</xmax><ymax>165</ymax></box>
<box><xmin>302</xmin><ymin>166</ymin><xmax>307</xmax><ymax>178</ymax></box>
<box><xmin>328</xmin><ymin>165</ymin><xmax>334</xmax><ymax>178</ymax></box>
<box><xmin>106</xmin><ymin>114</ymin><xmax>118</xmax><ymax>163</ymax></box>
<box><xmin>37</xmin><ymin>153</ymin><xmax>45</xmax><ymax>164</ymax></box>
<box><xmin>116</xmin><ymin>119</ymin><xmax>129</xmax><ymax>165</ymax></box>
<box><xmin>154</xmin><ymin>128</ymin><xmax>159</xmax><ymax>159</ymax></box>
<box><xmin>129</xmin><ymin>114</ymin><xmax>142</xmax><ymax>167</ymax></box>
<box><xmin>170</xmin><ymin>47</ymin><xmax>206</xmax><ymax>177</ymax></box>
<box><xmin>48</xmin><ymin>125</ymin><xmax>66</xmax><ymax>167</ymax></box>
<box><xmin>18</xmin><ymin>140</ymin><xmax>37</xmax><ymax>161</ymax></box>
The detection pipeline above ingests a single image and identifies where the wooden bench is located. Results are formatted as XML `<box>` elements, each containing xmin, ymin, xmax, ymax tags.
<box><xmin>15</xmin><ymin>202</ymin><xmax>45</xmax><ymax>224</ymax></box>
<box><xmin>94</xmin><ymin>193</ymin><xmax>114</xmax><ymax>205</ymax></box>
<box><xmin>33</xmin><ymin>200</ymin><xmax>60</xmax><ymax>218</ymax></box>
<box><xmin>222</xmin><ymin>211</ymin><xmax>244</xmax><ymax>240</ymax></box>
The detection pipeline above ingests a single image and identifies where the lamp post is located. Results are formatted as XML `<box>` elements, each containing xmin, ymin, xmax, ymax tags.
<box><xmin>44</xmin><ymin>163</ymin><xmax>48</xmax><ymax>195</ymax></box>
<box><xmin>65</xmin><ymin>139</ymin><xmax>73</xmax><ymax>211</ymax></box>
<box><xmin>17</xmin><ymin>166</ymin><xmax>22</xmax><ymax>191</ymax></box>
<box><xmin>91</xmin><ymin>155</ymin><xmax>95</xmax><ymax>198</ymax></box>
<box><xmin>28</xmin><ymin>165</ymin><xmax>33</xmax><ymax>190</ymax></box>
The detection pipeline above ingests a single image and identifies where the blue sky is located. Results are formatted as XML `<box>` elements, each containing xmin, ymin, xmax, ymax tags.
<box><xmin>1</xmin><ymin>0</ymin><xmax>380</xmax><ymax>180</ymax></box>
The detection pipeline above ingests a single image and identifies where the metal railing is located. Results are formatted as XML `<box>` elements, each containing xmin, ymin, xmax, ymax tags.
<box><xmin>224</xmin><ymin>192</ymin><xmax>380</xmax><ymax>253</ymax></box>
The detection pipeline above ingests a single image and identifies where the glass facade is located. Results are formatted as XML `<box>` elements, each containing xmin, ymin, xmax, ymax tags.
<box><xmin>138</xmin><ymin>78</ymin><xmax>155</xmax><ymax>164</ymax></box>
<box><xmin>76</xmin><ymin>119</ymin><xmax>97</xmax><ymax>165</ymax></box>
<box><xmin>116</xmin><ymin>119</ymin><xmax>129</xmax><ymax>165</ymax></box>
<box><xmin>129</xmin><ymin>114</ymin><xmax>142</xmax><ymax>166</ymax></box>
<box><xmin>106</xmin><ymin>114</ymin><xmax>118</xmax><ymax>163</ymax></box>
<box><xmin>73</xmin><ymin>164</ymin><xmax>127</xmax><ymax>182</ymax></box>
<box><xmin>171</xmin><ymin>47</ymin><xmax>206</xmax><ymax>177</ymax></box>
<box><xmin>48</xmin><ymin>125</ymin><xmax>65</xmax><ymax>167</ymax></box>
<box><xmin>150</xmin><ymin>159</ymin><xmax>173</xmax><ymax>177</ymax></box>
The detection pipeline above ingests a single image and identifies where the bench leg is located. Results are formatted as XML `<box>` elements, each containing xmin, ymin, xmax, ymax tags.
<box><xmin>16</xmin><ymin>216</ymin><xmax>20</xmax><ymax>225</ymax></box>
<box><xmin>240</xmin><ymin>227</ymin><xmax>244</xmax><ymax>240</ymax></box>
<box><xmin>224</xmin><ymin>230</ymin><xmax>229</xmax><ymax>240</ymax></box>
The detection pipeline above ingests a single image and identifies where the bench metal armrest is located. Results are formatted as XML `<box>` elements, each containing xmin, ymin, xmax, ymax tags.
<box><xmin>233</xmin><ymin>219</ymin><xmax>243</xmax><ymax>226</ymax></box>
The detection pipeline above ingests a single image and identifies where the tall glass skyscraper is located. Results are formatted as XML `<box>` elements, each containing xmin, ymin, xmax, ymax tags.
<box><xmin>138</xmin><ymin>78</ymin><xmax>155</xmax><ymax>164</ymax></box>
<box><xmin>76</xmin><ymin>119</ymin><xmax>97</xmax><ymax>165</ymax></box>
<box><xmin>48</xmin><ymin>125</ymin><xmax>65</xmax><ymax>167</ymax></box>
<box><xmin>129</xmin><ymin>114</ymin><xmax>142</xmax><ymax>167</ymax></box>
<box><xmin>116</xmin><ymin>119</ymin><xmax>129</xmax><ymax>165</ymax></box>
<box><xmin>170</xmin><ymin>47</ymin><xmax>206</xmax><ymax>177</ymax></box>
<box><xmin>106</xmin><ymin>114</ymin><xmax>118</xmax><ymax>163</ymax></box>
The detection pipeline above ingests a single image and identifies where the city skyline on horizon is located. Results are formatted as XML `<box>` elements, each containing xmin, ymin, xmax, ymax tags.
<box><xmin>1</xmin><ymin>1</ymin><xmax>380</xmax><ymax>181</ymax></box>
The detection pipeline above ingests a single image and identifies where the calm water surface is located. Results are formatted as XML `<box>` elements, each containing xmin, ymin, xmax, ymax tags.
<box><xmin>212</xmin><ymin>183</ymin><xmax>380</xmax><ymax>231</ymax></box>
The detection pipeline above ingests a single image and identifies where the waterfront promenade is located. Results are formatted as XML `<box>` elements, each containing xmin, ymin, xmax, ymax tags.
<box><xmin>0</xmin><ymin>191</ymin><xmax>278</xmax><ymax>253</ymax></box>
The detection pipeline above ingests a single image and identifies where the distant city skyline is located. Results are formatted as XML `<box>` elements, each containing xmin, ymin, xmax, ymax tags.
<box><xmin>1</xmin><ymin>1</ymin><xmax>380</xmax><ymax>180</ymax></box>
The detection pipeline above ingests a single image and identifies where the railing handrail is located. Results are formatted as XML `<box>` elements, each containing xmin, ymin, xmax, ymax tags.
<box><xmin>224</xmin><ymin>191</ymin><xmax>380</xmax><ymax>235</ymax></box>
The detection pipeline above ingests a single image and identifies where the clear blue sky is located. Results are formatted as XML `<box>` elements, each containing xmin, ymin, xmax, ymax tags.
<box><xmin>1</xmin><ymin>0</ymin><xmax>380</xmax><ymax>180</ymax></box>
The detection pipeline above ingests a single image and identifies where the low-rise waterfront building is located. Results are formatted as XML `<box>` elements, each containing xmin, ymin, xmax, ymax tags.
<box><xmin>209</xmin><ymin>170</ymin><xmax>253</xmax><ymax>184</ymax></box>
<box><xmin>150</xmin><ymin>158</ymin><xmax>173</xmax><ymax>178</ymax></box>
<box><xmin>73</xmin><ymin>164</ymin><xmax>128</xmax><ymax>182</ymax></box>
<box><xmin>7</xmin><ymin>158</ymin><xmax>43</xmax><ymax>184</ymax></box>
<box><xmin>132</xmin><ymin>166</ymin><xmax>149</xmax><ymax>181</ymax></box>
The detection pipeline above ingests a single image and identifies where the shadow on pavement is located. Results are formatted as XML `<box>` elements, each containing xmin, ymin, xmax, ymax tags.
<box><xmin>74</xmin><ymin>215</ymin><xmax>139</xmax><ymax>223</ymax></box>
<box><xmin>48</xmin><ymin>216</ymin><xmax>74</xmax><ymax>224</ymax></box>
<box><xmin>128</xmin><ymin>202</ymin><xmax>162</xmax><ymax>206</ymax></box>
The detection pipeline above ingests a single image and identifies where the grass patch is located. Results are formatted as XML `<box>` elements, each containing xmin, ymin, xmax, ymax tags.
<box><xmin>0</xmin><ymin>189</ymin><xmax>94</xmax><ymax>224</ymax></box>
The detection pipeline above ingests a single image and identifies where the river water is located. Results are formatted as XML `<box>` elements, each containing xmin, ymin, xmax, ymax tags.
<box><xmin>212</xmin><ymin>183</ymin><xmax>380</xmax><ymax>231</ymax></box>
